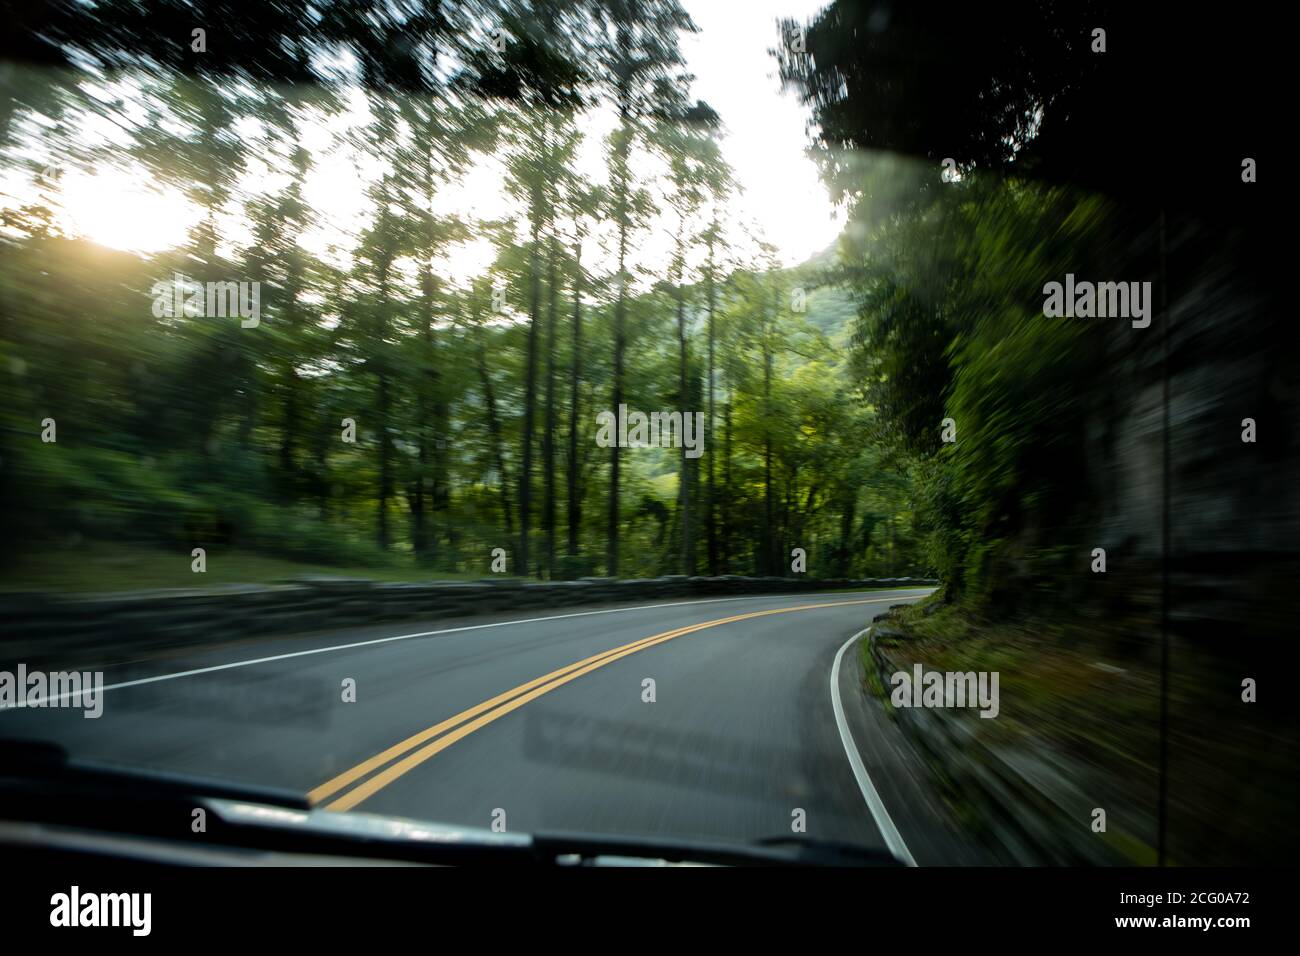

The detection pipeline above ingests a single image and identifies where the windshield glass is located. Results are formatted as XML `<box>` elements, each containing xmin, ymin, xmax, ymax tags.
<box><xmin>0</xmin><ymin>0</ymin><xmax>1290</xmax><ymax>871</ymax></box>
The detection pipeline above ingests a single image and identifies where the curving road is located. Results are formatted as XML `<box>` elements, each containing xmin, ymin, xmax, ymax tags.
<box><xmin>0</xmin><ymin>587</ymin><xmax>966</xmax><ymax>862</ymax></box>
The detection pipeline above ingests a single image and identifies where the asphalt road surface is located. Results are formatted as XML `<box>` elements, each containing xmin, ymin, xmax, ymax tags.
<box><xmin>1</xmin><ymin>587</ymin><xmax>963</xmax><ymax>862</ymax></box>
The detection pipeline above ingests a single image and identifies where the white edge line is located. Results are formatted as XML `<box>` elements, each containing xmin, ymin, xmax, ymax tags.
<box><xmin>831</xmin><ymin>624</ymin><xmax>919</xmax><ymax>867</ymax></box>
<box><xmin>3</xmin><ymin>589</ymin><xmax>936</xmax><ymax>709</ymax></box>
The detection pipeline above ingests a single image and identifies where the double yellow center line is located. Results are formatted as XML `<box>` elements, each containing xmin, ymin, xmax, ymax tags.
<box><xmin>309</xmin><ymin>597</ymin><xmax>894</xmax><ymax>811</ymax></box>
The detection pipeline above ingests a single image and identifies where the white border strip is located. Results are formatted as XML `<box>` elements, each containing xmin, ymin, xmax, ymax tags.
<box><xmin>831</xmin><ymin>626</ymin><xmax>918</xmax><ymax>867</ymax></box>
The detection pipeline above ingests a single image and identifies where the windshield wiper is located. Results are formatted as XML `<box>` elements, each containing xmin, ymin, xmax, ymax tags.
<box><xmin>752</xmin><ymin>834</ymin><xmax>904</xmax><ymax>866</ymax></box>
<box><xmin>532</xmin><ymin>831</ymin><xmax>903</xmax><ymax>867</ymax></box>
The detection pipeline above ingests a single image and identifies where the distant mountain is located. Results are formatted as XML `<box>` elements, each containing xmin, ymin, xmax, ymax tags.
<box><xmin>783</xmin><ymin>237</ymin><xmax>858</xmax><ymax>338</ymax></box>
<box><xmin>797</xmin><ymin>239</ymin><xmax>841</xmax><ymax>272</ymax></box>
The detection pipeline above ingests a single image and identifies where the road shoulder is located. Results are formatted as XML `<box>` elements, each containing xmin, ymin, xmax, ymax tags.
<box><xmin>834</xmin><ymin>623</ymin><xmax>994</xmax><ymax>866</ymax></box>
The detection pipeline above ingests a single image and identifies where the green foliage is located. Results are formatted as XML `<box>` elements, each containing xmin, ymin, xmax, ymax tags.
<box><xmin>0</xmin><ymin>2</ymin><xmax>927</xmax><ymax>587</ymax></box>
<box><xmin>840</xmin><ymin>172</ymin><xmax>1118</xmax><ymax>604</ymax></box>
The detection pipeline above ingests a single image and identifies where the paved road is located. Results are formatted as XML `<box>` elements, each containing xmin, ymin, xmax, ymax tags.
<box><xmin>0</xmin><ymin>588</ymin><xmax>941</xmax><ymax>859</ymax></box>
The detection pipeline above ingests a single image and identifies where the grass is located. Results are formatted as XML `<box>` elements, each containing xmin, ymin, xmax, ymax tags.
<box><xmin>859</xmin><ymin>582</ymin><xmax>1300</xmax><ymax>865</ymax></box>
<box><xmin>876</xmin><ymin>596</ymin><xmax>1161</xmax><ymax>760</ymax></box>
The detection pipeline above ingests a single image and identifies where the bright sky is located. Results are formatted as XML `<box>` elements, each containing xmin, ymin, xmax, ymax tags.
<box><xmin>7</xmin><ymin>2</ymin><xmax>837</xmax><ymax>279</ymax></box>
<box><xmin>680</xmin><ymin>0</ymin><xmax>836</xmax><ymax>266</ymax></box>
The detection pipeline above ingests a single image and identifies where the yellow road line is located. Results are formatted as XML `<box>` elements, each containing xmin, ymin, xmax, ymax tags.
<box><xmin>315</xmin><ymin>597</ymin><xmax>894</xmax><ymax>811</ymax></box>
<box><xmin>307</xmin><ymin>623</ymin><xmax>703</xmax><ymax>804</ymax></box>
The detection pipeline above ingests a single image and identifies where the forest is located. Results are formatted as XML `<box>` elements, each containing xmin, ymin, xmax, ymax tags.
<box><xmin>0</xmin><ymin>0</ymin><xmax>925</xmax><ymax>588</ymax></box>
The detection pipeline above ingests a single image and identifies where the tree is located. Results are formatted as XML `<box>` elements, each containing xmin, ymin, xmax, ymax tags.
<box><xmin>593</xmin><ymin>0</ymin><xmax>696</xmax><ymax>576</ymax></box>
<box><xmin>654</xmin><ymin>100</ymin><xmax>724</xmax><ymax>574</ymax></box>
<box><xmin>472</xmin><ymin>3</ymin><xmax>589</xmax><ymax>577</ymax></box>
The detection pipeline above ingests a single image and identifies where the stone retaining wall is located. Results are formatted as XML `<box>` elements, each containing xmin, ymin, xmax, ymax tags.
<box><xmin>0</xmin><ymin>575</ymin><xmax>935</xmax><ymax>665</ymax></box>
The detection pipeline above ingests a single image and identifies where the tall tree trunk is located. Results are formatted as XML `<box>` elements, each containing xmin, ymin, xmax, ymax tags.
<box><xmin>412</xmin><ymin>129</ymin><xmax>444</xmax><ymax>566</ymax></box>
<box><xmin>278</xmin><ymin>246</ymin><xmax>304</xmax><ymax>495</ymax></box>
<box><xmin>543</xmin><ymin>234</ymin><xmax>559</xmax><ymax>579</ymax></box>
<box><xmin>566</xmin><ymin>240</ymin><xmax>584</xmax><ymax>560</ymax></box>
<box><xmin>192</xmin><ymin>82</ymin><xmax>228</xmax><ymax>464</ymax></box>
<box><xmin>722</xmin><ymin>394</ymin><xmax>733</xmax><ymax>573</ymax></box>
<box><xmin>705</xmin><ymin>230</ymin><xmax>718</xmax><ymax>575</ymax></box>
<box><xmin>762</xmin><ymin>295</ymin><xmax>774</xmax><ymax>575</ymax></box>
<box><xmin>781</xmin><ymin>473</ymin><xmax>793</xmax><ymax>576</ymax></box>
<box><xmin>372</xmin><ymin>180</ymin><xmax>398</xmax><ymax>552</ymax></box>
<box><xmin>411</xmin><ymin>260</ymin><xmax>437</xmax><ymax>562</ymax></box>
<box><xmin>313</xmin><ymin>416</ymin><xmax>330</xmax><ymax>522</ymax></box>
<box><xmin>838</xmin><ymin>491</ymin><xmax>856</xmax><ymax>576</ymax></box>
<box><xmin>377</xmin><ymin>373</ymin><xmax>393</xmax><ymax>550</ymax></box>
<box><xmin>676</xmin><ymin>280</ymin><xmax>692</xmax><ymax>575</ymax></box>
<box><xmin>477</xmin><ymin>330</ymin><xmax>514</xmax><ymax>541</ymax></box>
<box><xmin>277</xmin><ymin>143</ymin><xmax>310</xmax><ymax>500</ymax></box>
<box><xmin>433</xmin><ymin>395</ymin><xmax>450</xmax><ymax>558</ymax></box>
<box><xmin>608</xmin><ymin>112</ymin><xmax>630</xmax><ymax>577</ymax></box>
<box><xmin>520</xmin><ymin>205</ymin><xmax>542</xmax><ymax>577</ymax></box>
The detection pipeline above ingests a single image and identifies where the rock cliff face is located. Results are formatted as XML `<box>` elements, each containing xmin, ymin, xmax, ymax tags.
<box><xmin>1044</xmin><ymin>207</ymin><xmax>1293</xmax><ymax>863</ymax></box>
<box><xmin>1099</xmin><ymin>211</ymin><xmax>1292</xmax><ymax>560</ymax></box>
<box><xmin>1157</xmin><ymin>212</ymin><xmax>1294</xmax><ymax>865</ymax></box>
<box><xmin>1092</xmin><ymin>208</ymin><xmax>1295</xmax><ymax>632</ymax></box>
